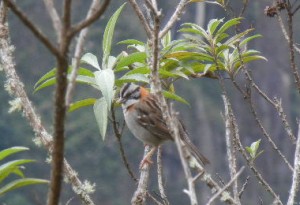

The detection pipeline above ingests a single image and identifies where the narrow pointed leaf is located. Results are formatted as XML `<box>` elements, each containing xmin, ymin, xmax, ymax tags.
<box><xmin>0</xmin><ymin>178</ymin><xmax>49</xmax><ymax>196</ymax></box>
<box><xmin>102</xmin><ymin>3</ymin><xmax>126</xmax><ymax>67</ymax></box>
<box><xmin>116</xmin><ymin>52</ymin><xmax>147</xmax><ymax>69</ymax></box>
<box><xmin>68</xmin><ymin>98</ymin><xmax>97</xmax><ymax>112</ymax></box>
<box><xmin>93</xmin><ymin>98</ymin><xmax>108</xmax><ymax>140</ymax></box>
<box><xmin>94</xmin><ymin>70</ymin><xmax>115</xmax><ymax>108</ymax></box>
<box><xmin>0</xmin><ymin>147</ymin><xmax>29</xmax><ymax>161</ymax></box>
<box><xmin>118</xmin><ymin>39</ymin><xmax>144</xmax><ymax>45</ymax></box>
<box><xmin>163</xmin><ymin>90</ymin><xmax>189</xmax><ymax>105</ymax></box>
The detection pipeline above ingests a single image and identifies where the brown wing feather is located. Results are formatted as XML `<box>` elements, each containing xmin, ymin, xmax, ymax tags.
<box><xmin>135</xmin><ymin>95</ymin><xmax>173</xmax><ymax>141</ymax></box>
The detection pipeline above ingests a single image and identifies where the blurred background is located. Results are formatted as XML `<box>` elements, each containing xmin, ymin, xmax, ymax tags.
<box><xmin>1</xmin><ymin>0</ymin><xmax>300</xmax><ymax>204</ymax></box>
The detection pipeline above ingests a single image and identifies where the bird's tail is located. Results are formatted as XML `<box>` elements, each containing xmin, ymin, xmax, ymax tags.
<box><xmin>178</xmin><ymin>120</ymin><xmax>210</xmax><ymax>165</ymax></box>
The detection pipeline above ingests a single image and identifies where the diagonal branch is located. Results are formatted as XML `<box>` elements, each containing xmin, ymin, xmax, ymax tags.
<box><xmin>127</xmin><ymin>0</ymin><xmax>152</xmax><ymax>38</ymax></box>
<box><xmin>69</xmin><ymin>0</ymin><xmax>110</xmax><ymax>38</ymax></box>
<box><xmin>159</xmin><ymin>0</ymin><xmax>189</xmax><ymax>38</ymax></box>
<box><xmin>206</xmin><ymin>167</ymin><xmax>245</xmax><ymax>205</ymax></box>
<box><xmin>286</xmin><ymin>123</ymin><xmax>300</xmax><ymax>205</ymax></box>
<box><xmin>43</xmin><ymin>0</ymin><xmax>62</xmax><ymax>39</ymax></box>
<box><xmin>3</xmin><ymin>0</ymin><xmax>60</xmax><ymax>58</ymax></box>
<box><xmin>0</xmin><ymin>12</ymin><xmax>95</xmax><ymax>204</ymax></box>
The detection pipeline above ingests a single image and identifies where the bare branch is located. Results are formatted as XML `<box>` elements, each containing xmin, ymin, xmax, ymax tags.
<box><xmin>0</xmin><ymin>13</ymin><xmax>96</xmax><ymax>204</ymax></box>
<box><xmin>222</xmin><ymin>95</ymin><xmax>240</xmax><ymax>204</ymax></box>
<box><xmin>224</xmin><ymin>97</ymin><xmax>283</xmax><ymax>205</ymax></box>
<box><xmin>66</xmin><ymin>0</ymin><xmax>103</xmax><ymax>107</ymax></box>
<box><xmin>157</xmin><ymin>146</ymin><xmax>169</xmax><ymax>205</ymax></box>
<box><xmin>43</xmin><ymin>0</ymin><xmax>62</xmax><ymax>38</ymax></box>
<box><xmin>206</xmin><ymin>167</ymin><xmax>245</xmax><ymax>205</ymax></box>
<box><xmin>131</xmin><ymin>146</ymin><xmax>151</xmax><ymax>205</ymax></box>
<box><xmin>127</xmin><ymin>0</ymin><xmax>152</xmax><ymax>38</ymax></box>
<box><xmin>69</xmin><ymin>0</ymin><xmax>110</xmax><ymax>37</ymax></box>
<box><xmin>159</xmin><ymin>0</ymin><xmax>189</xmax><ymax>38</ymax></box>
<box><xmin>111</xmin><ymin>105</ymin><xmax>138</xmax><ymax>182</ymax></box>
<box><xmin>286</xmin><ymin>123</ymin><xmax>300</xmax><ymax>205</ymax></box>
<box><xmin>63</xmin><ymin>0</ymin><xmax>72</xmax><ymax>32</ymax></box>
<box><xmin>3</xmin><ymin>0</ymin><xmax>60</xmax><ymax>57</ymax></box>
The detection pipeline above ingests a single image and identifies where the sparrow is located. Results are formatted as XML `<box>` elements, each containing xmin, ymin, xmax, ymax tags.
<box><xmin>119</xmin><ymin>82</ymin><xmax>209</xmax><ymax>168</ymax></box>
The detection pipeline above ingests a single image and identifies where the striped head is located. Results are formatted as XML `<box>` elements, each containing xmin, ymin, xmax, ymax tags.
<box><xmin>119</xmin><ymin>83</ymin><xmax>149</xmax><ymax>110</ymax></box>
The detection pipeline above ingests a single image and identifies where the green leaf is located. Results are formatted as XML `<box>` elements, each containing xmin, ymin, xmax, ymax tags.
<box><xmin>163</xmin><ymin>90</ymin><xmax>189</xmax><ymax>105</ymax></box>
<box><xmin>34</xmin><ymin>75</ymin><xmax>97</xmax><ymax>93</ymax></box>
<box><xmin>81</xmin><ymin>53</ymin><xmax>100</xmax><ymax>70</ymax></box>
<box><xmin>94</xmin><ymin>70</ymin><xmax>115</xmax><ymax>109</ymax></box>
<box><xmin>224</xmin><ymin>28</ymin><xmax>254</xmax><ymax>46</ymax></box>
<box><xmin>0</xmin><ymin>159</ymin><xmax>35</xmax><ymax>182</ymax></box>
<box><xmin>102</xmin><ymin>3</ymin><xmax>126</xmax><ymax>68</ymax></box>
<box><xmin>161</xmin><ymin>30</ymin><xmax>171</xmax><ymax>47</ymax></box>
<box><xmin>216</xmin><ymin>17</ymin><xmax>242</xmax><ymax>36</ymax></box>
<box><xmin>34</xmin><ymin>78</ymin><xmax>56</xmax><ymax>93</ymax></box>
<box><xmin>0</xmin><ymin>147</ymin><xmax>29</xmax><ymax>161</ymax></box>
<box><xmin>0</xmin><ymin>178</ymin><xmax>48</xmax><ymax>196</ymax></box>
<box><xmin>115</xmin><ymin>74</ymin><xmax>149</xmax><ymax>86</ymax></box>
<box><xmin>68</xmin><ymin>98</ymin><xmax>97</xmax><ymax>112</ymax></box>
<box><xmin>246</xmin><ymin>139</ymin><xmax>262</xmax><ymax>159</ymax></box>
<box><xmin>118</xmin><ymin>39</ymin><xmax>144</xmax><ymax>45</ymax></box>
<box><xmin>207</xmin><ymin>18</ymin><xmax>223</xmax><ymax>35</ymax></box>
<box><xmin>34</xmin><ymin>68</ymin><xmax>56</xmax><ymax>88</ymax></box>
<box><xmin>116</xmin><ymin>52</ymin><xmax>147</xmax><ymax>69</ymax></box>
<box><xmin>93</xmin><ymin>98</ymin><xmax>108</xmax><ymax>140</ymax></box>
<box><xmin>240</xmin><ymin>34</ymin><xmax>262</xmax><ymax>46</ymax></box>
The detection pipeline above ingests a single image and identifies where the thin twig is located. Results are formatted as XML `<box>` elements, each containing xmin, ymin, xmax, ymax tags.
<box><xmin>206</xmin><ymin>167</ymin><xmax>245</xmax><ymax>205</ymax></box>
<box><xmin>159</xmin><ymin>0</ymin><xmax>189</xmax><ymax>38</ymax></box>
<box><xmin>65</xmin><ymin>0</ymin><xmax>103</xmax><ymax>107</ymax></box>
<box><xmin>43</xmin><ymin>0</ymin><xmax>62</xmax><ymax>39</ymax></box>
<box><xmin>69</xmin><ymin>0</ymin><xmax>110</xmax><ymax>37</ymax></box>
<box><xmin>127</xmin><ymin>0</ymin><xmax>152</xmax><ymax>38</ymax></box>
<box><xmin>111</xmin><ymin>105</ymin><xmax>138</xmax><ymax>182</ymax></box>
<box><xmin>238</xmin><ymin>176</ymin><xmax>250</xmax><ymax>199</ymax></box>
<box><xmin>286</xmin><ymin>123</ymin><xmax>300</xmax><ymax>205</ymax></box>
<box><xmin>157</xmin><ymin>146</ymin><xmax>169</xmax><ymax>205</ymax></box>
<box><xmin>3</xmin><ymin>0</ymin><xmax>60</xmax><ymax>57</ymax></box>
<box><xmin>275</xmin><ymin>12</ymin><xmax>300</xmax><ymax>55</ymax></box>
<box><xmin>225</xmin><ymin>98</ymin><xmax>283</xmax><ymax>205</ymax></box>
<box><xmin>131</xmin><ymin>146</ymin><xmax>151</xmax><ymax>205</ymax></box>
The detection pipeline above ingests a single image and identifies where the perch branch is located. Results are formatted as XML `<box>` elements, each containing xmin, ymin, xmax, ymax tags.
<box><xmin>157</xmin><ymin>146</ymin><xmax>169</xmax><ymax>204</ymax></box>
<box><xmin>286</xmin><ymin>123</ymin><xmax>300</xmax><ymax>205</ymax></box>
<box><xmin>206</xmin><ymin>167</ymin><xmax>245</xmax><ymax>205</ymax></box>
<box><xmin>131</xmin><ymin>146</ymin><xmax>151</xmax><ymax>205</ymax></box>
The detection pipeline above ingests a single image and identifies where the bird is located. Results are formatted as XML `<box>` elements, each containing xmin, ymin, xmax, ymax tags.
<box><xmin>118</xmin><ymin>82</ymin><xmax>209</xmax><ymax>168</ymax></box>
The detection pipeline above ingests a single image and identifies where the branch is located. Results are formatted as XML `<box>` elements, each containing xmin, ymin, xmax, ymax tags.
<box><xmin>127</xmin><ymin>0</ymin><xmax>152</xmax><ymax>38</ymax></box>
<box><xmin>3</xmin><ymin>0</ymin><xmax>60</xmax><ymax>58</ymax></box>
<box><xmin>43</xmin><ymin>0</ymin><xmax>62</xmax><ymax>39</ymax></box>
<box><xmin>224</xmin><ymin>96</ymin><xmax>283</xmax><ymax>205</ymax></box>
<box><xmin>222</xmin><ymin>95</ymin><xmax>240</xmax><ymax>204</ymax></box>
<box><xmin>65</xmin><ymin>0</ymin><xmax>100</xmax><ymax>107</ymax></box>
<box><xmin>206</xmin><ymin>167</ymin><xmax>245</xmax><ymax>205</ymax></box>
<box><xmin>111</xmin><ymin>105</ymin><xmax>137</xmax><ymax>182</ymax></box>
<box><xmin>157</xmin><ymin>146</ymin><xmax>169</xmax><ymax>204</ymax></box>
<box><xmin>286</xmin><ymin>123</ymin><xmax>300</xmax><ymax>205</ymax></box>
<box><xmin>131</xmin><ymin>146</ymin><xmax>151</xmax><ymax>205</ymax></box>
<box><xmin>0</xmin><ymin>12</ymin><xmax>96</xmax><ymax>204</ymax></box>
<box><xmin>69</xmin><ymin>0</ymin><xmax>110</xmax><ymax>38</ymax></box>
<box><xmin>159</xmin><ymin>0</ymin><xmax>189</xmax><ymax>38</ymax></box>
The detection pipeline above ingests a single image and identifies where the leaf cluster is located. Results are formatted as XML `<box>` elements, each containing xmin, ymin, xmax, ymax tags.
<box><xmin>0</xmin><ymin>147</ymin><xmax>48</xmax><ymax>196</ymax></box>
<box><xmin>34</xmin><ymin>4</ymin><xmax>266</xmax><ymax>140</ymax></box>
